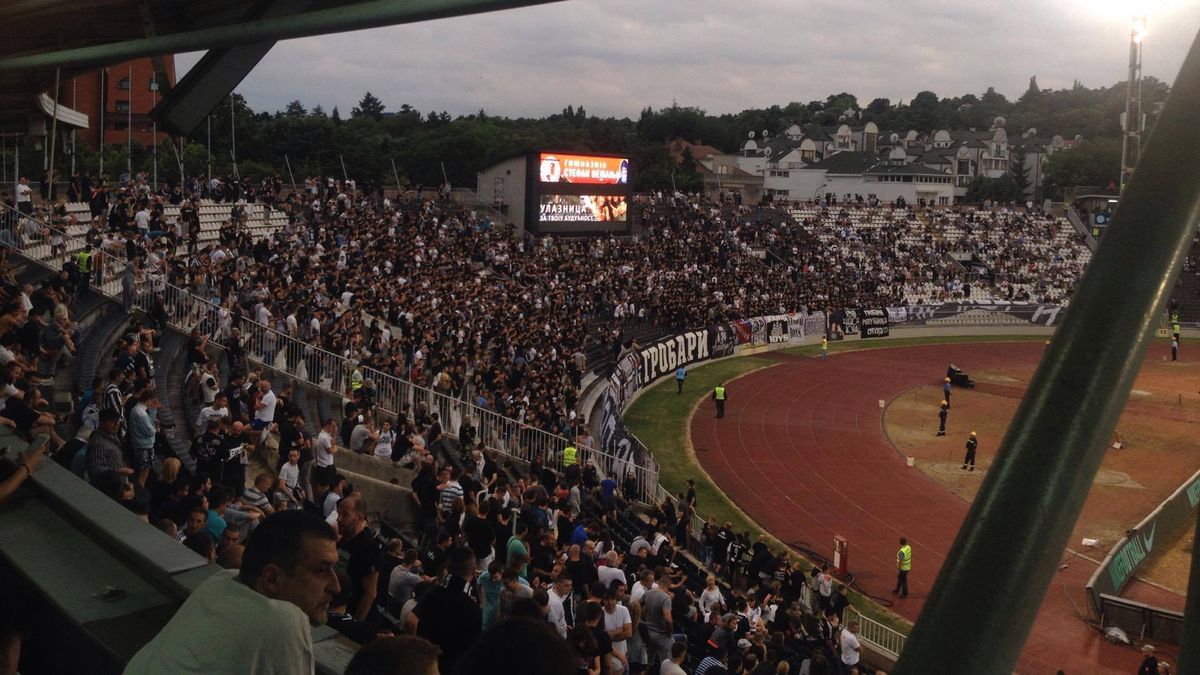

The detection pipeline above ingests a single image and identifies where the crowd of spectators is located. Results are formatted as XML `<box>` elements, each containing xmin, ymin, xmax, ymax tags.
<box><xmin>0</xmin><ymin>170</ymin><xmax>1101</xmax><ymax>673</ymax></box>
<box><xmin>7</xmin><ymin>172</ymin><xmax>1094</xmax><ymax>466</ymax></box>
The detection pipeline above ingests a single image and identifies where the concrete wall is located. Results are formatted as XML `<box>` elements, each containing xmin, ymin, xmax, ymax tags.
<box><xmin>475</xmin><ymin>156</ymin><xmax>526</xmax><ymax>232</ymax></box>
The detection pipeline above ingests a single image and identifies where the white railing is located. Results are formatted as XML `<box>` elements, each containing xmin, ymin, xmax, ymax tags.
<box><xmin>846</xmin><ymin>606</ymin><xmax>907</xmax><ymax>660</ymax></box>
<box><xmin>0</xmin><ymin>201</ymin><xmax>660</xmax><ymax>498</ymax></box>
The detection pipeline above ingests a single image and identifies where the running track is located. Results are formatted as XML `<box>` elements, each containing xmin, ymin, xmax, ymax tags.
<box><xmin>691</xmin><ymin>342</ymin><xmax>1183</xmax><ymax>674</ymax></box>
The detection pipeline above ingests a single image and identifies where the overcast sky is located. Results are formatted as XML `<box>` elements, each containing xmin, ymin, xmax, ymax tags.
<box><xmin>177</xmin><ymin>0</ymin><xmax>1200</xmax><ymax>119</ymax></box>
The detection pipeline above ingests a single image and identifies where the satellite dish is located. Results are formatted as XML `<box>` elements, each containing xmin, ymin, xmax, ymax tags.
<box><xmin>762</xmin><ymin>129</ymin><xmax>770</xmax><ymax>139</ymax></box>
<box><xmin>838</xmin><ymin>113</ymin><xmax>848</xmax><ymax>122</ymax></box>
<box><xmin>993</xmin><ymin>115</ymin><xmax>1006</xmax><ymax>128</ymax></box>
<box><xmin>748</xmin><ymin>131</ymin><xmax>756</xmax><ymax>139</ymax></box>
<box><xmin>763</xmin><ymin>146</ymin><xmax>773</xmax><ymax>156</ymax></box>
<box><xmin>889</xmin><ymin>133</ymin><xmax>900</xmax><ymax>143</ymax></box>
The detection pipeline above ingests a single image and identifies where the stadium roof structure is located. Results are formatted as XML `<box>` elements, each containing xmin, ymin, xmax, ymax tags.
<box><xmin>0</xmin><ymin>0</ymin><xmax>568</xmax><ymax>135</ymax></box>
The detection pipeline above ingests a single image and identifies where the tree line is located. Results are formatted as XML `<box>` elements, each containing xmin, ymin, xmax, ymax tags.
<box><xmin>2</xmin><ymin>76</ymin><xmax>1168</xmax><ymax>200</ymax></box>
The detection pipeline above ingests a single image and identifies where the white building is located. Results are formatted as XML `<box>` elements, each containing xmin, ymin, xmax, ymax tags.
<box><xmin>734</xmin><ymin>117</ymin><xmax>1071</xmax><ymax>203</ymax></box>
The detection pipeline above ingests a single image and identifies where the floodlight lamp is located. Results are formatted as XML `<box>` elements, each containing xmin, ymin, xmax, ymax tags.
<box><xmin>1132</xmin><ymin>16</ymin><xmax>1147</xmax><ymax>43</ymax></box>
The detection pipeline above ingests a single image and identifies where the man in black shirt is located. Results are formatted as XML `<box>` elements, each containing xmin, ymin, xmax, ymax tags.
<box><xmin>582</xmin><ymin>601</ymin><xmax>614</xmax><ymax>675</ymax></box>
<box><xmin>463</xmin><ymin>501</ymin><xmax>495</xmax><ymax>566</ymax></box>
<box><xmin>191</xmin><ymin>418</ymin><xmax>227</xmax><ymax>484</ymax></box>
<box><xmin>414</xmin><ymin>546</ymin><xmax>481</xmax><ymax>674</ymax></box>
<box><xmin>336</xmin><ymin>494</ymin><xmax>380</xmax><ymax>622</ymax></box>
<box><xmin>276</xmin><ymin>409</ymin><xmax>308</xmax><ymax>471</ymax></box>
<box><xmin>327</xmin><ymin>570</ymin><xmax>378</xmax><ymax>644</ymax></box>
<box><xmin>726</xmin><ymin>533</ymin><xmax>748</xmax><ymax>587</ymax></box>
<box><xmin>422</xmin><ymin>530</ymin><xmax>454</xmax><ymax>579</ymax></box>
<box><xmin>712</xmin><ymin>522</ymin><xmax>732</xmax><ymax>575</ymax></box>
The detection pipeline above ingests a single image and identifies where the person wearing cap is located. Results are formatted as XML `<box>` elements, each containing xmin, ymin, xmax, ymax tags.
<box><xmin>963</xmin><ymin>431</ymin><xmax>978</xmax><ymax>471</ymax></box>
<box><xmin>943</xmin><ymin>376</ymin><xmax>952</xmax><ymax>408</ymax></box>
<box><xmin>936</xmin><ymin>400</ymin><xmax>948</xmax><ymax>437</ymax></box>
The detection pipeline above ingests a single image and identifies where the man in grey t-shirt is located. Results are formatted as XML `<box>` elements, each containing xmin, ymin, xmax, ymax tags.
<box><xmin>640</xmin><ymin>570</ymin><xmax>675</xmax><ymax>667</ymax></box>
<box><xmin>387</xmin><ymin>549</ymin><xmax>426</xmax><ymax>614</ymax></box>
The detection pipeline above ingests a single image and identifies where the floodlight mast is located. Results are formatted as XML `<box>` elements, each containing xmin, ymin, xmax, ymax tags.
<box><xmin>1120</xmin><ymin>15</ymin><xmax>1145</xmax><ymax>194</ymax></box>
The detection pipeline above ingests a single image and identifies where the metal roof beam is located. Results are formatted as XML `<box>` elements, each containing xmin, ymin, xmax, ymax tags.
<box><xmin>0</xmin><ymin>0</ymin><xmax>570</xmax><ymax>73</ymax></box>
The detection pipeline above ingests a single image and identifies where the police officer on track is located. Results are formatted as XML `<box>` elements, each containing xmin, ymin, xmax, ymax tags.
<box><xmin>713</xmin><ymin>383</ymin><xmax>727</xmax><ymax>419</ymax></box>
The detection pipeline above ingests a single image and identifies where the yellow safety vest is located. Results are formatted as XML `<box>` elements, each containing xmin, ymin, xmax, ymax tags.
<box><xmin>714</xmin><ymin>386</ymin><xmax>726</xmax><ymax>401</ymax></box>
<box><xmin>898</xmin><ymin>544</ymin><xmax>912</xmax><ymax>571</ymax></box>
<box><xmin>77</xmin><ymin>250</ymin><xmax>93</xmax><ymax>273</ymax></box>
<box><xmin>350</xmin><ymin>368</ymin><xmax>363</xmax><ymax>391</ymax></box>
<box><xmin>563</xmin><ymin>445</ymin><xmax>578</xmax><ymax>467</ymax></box>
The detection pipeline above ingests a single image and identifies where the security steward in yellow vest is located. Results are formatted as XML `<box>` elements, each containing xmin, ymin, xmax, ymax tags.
<box><xmin>563</xmin><ymin>444</ymin><xmax>578</xmax><ymax>468</ymax></box>
<box><xmin>712</xmin><ymin>383</ymin><xmax>727</xmax><ymax>419</ymax></box>
<box><xmin>894</xmin><ymin>537</ymin><xmax>912</xmax><ymax>599</ymax></box>
<box><xmin>77</xmin><ymin>247</ymin><xmax>94</xmax><ymax>288</ymax></box>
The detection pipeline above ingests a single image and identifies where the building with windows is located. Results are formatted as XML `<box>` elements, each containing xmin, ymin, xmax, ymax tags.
<box><xmin>730</xmin><ymin>118</ymin><xmax>1070</xmax><ymax>204</ymax></box>
<box><xmin>53</xmin><ymin>57</ymin><xmax>176</xmax><ymax>150</ymax></box>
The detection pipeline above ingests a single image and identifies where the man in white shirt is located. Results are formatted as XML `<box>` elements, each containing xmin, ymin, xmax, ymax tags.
<box><xmin>629</xmin><ymin>569</ymin><xmax>656</xmax><ymax>604</ymax></box>
<box><xmin>313</xmin><ymin>418</ymin><xmax>337</xmax><ymax>491</ymax></box>
<box><xmin>597</xmin><ymin>550</ymin><xmax>627</xmax><ymax>589</ymax></box>
<box><xmin>279</xmin><ymin>449</ymin><xmax>303</xmax><ymax>505</ymax></box>
<box><xmin>124</xmin><ymin>511</ymin><xmax>340</xmax><ymax>675</ymax></box>
<box><xmin>840</xmin><ymin>620</ymin><xmax>862</xmax><ymax>670</ymax></box>
<box><xmin>547</xmin><ymin>575</ymin><xmax>572</xmax><ymax>638</ymax></box>
<box><xmin>135</xmin><ymin>206</ymin><xmax>151</xmax><ymax>234</ymax></box>
<box><xmin>197</xmin><ymin>392</ymin><xmax>230</xmax><ymax>429</ymax></box>
<box><xmin>15</xmin><ymin>177</ymin><xmax>32</xmax><ymax>215</ymax></box>
<box><xmin>252</xmin><ymin>379</ymin><xmax>277</xmax><ymax>442</ymax></box>
<box><xmin>602</xmin><ymin>590</ymin><xmax>632</xmax><ymax>673</ymax></box>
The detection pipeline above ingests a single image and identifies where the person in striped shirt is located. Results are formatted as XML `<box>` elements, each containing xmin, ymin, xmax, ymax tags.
<box><xmin>438</xmin><ymin>466</ymin><xmax>464</xmax><ymax>518</ymax></box>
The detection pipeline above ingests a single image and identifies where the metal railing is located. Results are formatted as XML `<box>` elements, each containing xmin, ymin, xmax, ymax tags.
<box><xmin>0</xmin><ymin>201</ymin><xmax>659</xmax><ymax>497</ymax></box>
<box><xmin>847</xmin><ymin>606</ymin><xmax>907</xmax><ymax>661</ymax></box>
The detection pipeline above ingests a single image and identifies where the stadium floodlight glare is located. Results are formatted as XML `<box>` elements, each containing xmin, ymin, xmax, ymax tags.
<box><xmin>1133</xmin><ymin>16</ymin><xmax>1148</xmax><ymax>43</ymax></box>
<box><xmin>1083</xmin><ymin>0</ymin><xmax>1175</xmax><ymax>23</ymax></box>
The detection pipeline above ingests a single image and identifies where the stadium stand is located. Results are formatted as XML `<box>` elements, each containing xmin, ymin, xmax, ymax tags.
<box><xmin>0</xmin><ymin>174</ymin><xmax>1101</xmax><ymax>674</ymax></box>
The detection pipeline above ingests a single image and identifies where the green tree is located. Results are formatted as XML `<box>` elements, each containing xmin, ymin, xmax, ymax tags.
<box><xmin>1042</xmin><ymin>138</ymin><xmax>1122</xmax><ymax>199</ymax></box>
<box><xmin>1020</xmin><ymin>76</ymin><xmax>1042</xmax><ymax>104</ymax></box>
<box><xmin>283</xmin><ymin>100</ymin><xmax>307</xmax><ymax>117</ymax></box>
<box><xmin>675</xmin><ymin>147</ymin><xmax>703</xmax><ymax>193</ymax></box>
<box><xmin>1009</xmin><ymin>147</ymin><xmax>1030</xmax><ymax>197</ymax></box>
<box><xmin>351</xmin><ymin>92</ymin><xmax>386</xmax><ymax>121</ymax></box>
<box><xmin>964</xmin><ymin>174</ymin><xmax>1022</xmax><ymax>203</ymax></box>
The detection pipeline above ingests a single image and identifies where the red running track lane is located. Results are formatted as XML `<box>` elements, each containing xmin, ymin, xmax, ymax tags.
<box><xmin>690</xmin><ymin>342</ymin><xmax>1182</xmax><ymax>675</ymax></box>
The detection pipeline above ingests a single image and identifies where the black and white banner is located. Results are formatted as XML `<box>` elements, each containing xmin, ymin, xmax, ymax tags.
<box><xmin>637</xmin><ymin>329</ymin><xmax>711</xmax><ymax>383</ymax></box>
<box><xmin>859</xmin><ymin>308</ymin><xmax>890</xmax><ymax>338</ymax></box>
<box><xmin>708</xmin><ymin>323</ymin><xmax>737</xmax><ymax>359</ymax></box>
<box><xmin>890</xmin><ymin>303</ymin><xmax>1064</xmax><ymax>327</ymax></box>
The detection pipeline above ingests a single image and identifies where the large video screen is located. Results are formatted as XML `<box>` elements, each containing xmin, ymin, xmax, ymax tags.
<box><xmin>539</xmin><ymin>194</ymin><xmax>628</xmax><ymax>223</ymax></box>
<box><xmin>538</xmin><ymin>153</ymin><xmax>629</xmax><ymax>185</ymax></box>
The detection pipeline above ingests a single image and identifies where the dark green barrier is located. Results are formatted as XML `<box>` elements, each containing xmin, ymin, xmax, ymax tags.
<box><xmin>1086</xmin><ymin>468</ymin><xmax>1200</xmax><ymax>625</ymax></box>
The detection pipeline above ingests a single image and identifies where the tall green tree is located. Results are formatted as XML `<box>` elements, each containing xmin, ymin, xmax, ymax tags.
<box><xmin>351</xmin><ymin>92</ymin><xmax>386</xmax><ymax>121</ymax></box>
<box><xmin>1042</xmin><ymin>138</ymin><xmax>1122</xmax><ymax>199</ymax></box>
<box><xmin>1009</xmin><ymin>147</ymin><xmax>1030</xmax><ymax>197</ymax></box>
<box><xmin>675</xmin><ymin>147</ymin><xmax>703</xmax><ymax>193</ymax></box>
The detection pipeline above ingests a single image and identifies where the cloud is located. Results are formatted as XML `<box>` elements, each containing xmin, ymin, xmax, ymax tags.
<box><xmin>176</xmin><ymin>0</ymin><xmax>1200</xmax><ymax>118</ymax></box>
